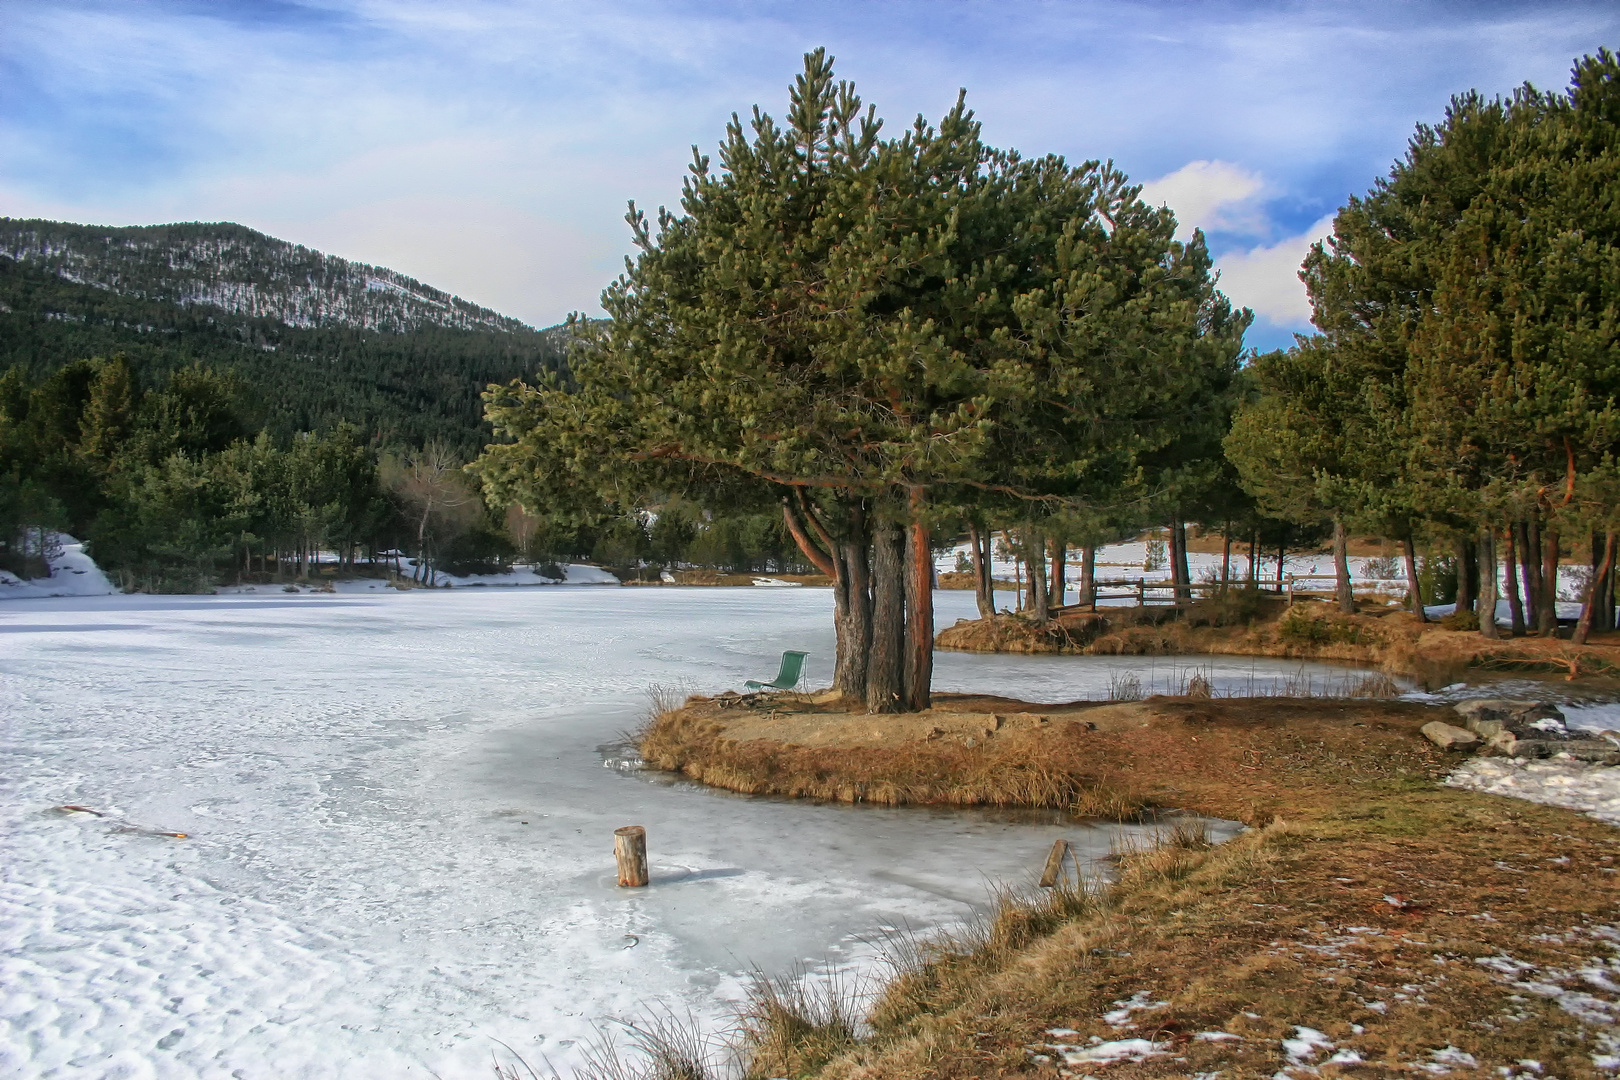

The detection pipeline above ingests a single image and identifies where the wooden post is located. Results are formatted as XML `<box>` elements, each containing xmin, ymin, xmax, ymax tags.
<box><xmin>614</xmin><ymin>825</ymin><xmax>649</xmax><ymax>887</ymax></box>
<box><xmin>1039</xmin><ymin>839</ymin><xmax>1072</xmax><ymax>887</ymax></box>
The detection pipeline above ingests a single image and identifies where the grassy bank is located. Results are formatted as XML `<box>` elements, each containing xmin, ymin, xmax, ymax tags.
<box><xmin>640</xmin><ymin>694</ymin><xmax>1445</xmax><ymax>825</ymax></box>
<box><xmin>630</xmin><ymin>694</ymin><xmax>1620</xmax><ymax>1079</ymax></box>
<box><xmin>935</xmin><ymin>597</ymin><xmax>1620</xmax><ymax>686</ymax></box>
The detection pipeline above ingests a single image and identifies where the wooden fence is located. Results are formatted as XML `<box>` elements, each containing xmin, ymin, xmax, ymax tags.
<box><xmin>1048</xmin><ymin>575</ymin><xmax>1412</xmax><ymax>613</ymax></box>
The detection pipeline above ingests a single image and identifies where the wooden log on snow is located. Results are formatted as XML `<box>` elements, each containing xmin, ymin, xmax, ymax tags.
<box><xmin>1038</xmin><ymin>838</ymin><xmax>1072</xmax><ymax>887</ymax></box>
<box><xmin>614</xmin><ymin>825</ymin><xmax>649</xmax><ymax>887</ymax></box>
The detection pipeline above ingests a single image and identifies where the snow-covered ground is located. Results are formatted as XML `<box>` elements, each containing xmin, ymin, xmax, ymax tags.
<box><xmin>0</xmin><ymin>535</ymin><xmax>115</xmax><ymax>601</ymax></box>
<box><xmin>1447</xmin><ymin>756</ymin><xmax>1620</xmax><ymax>825</ymax></box>
<box><xmin>3</xmin><ymin>588</ymin><xmax>1297</xmax><ymax>1080</ymax></box>
<box><xmin>934</xmin><ymin>536</ymin><xmax>1408</xmax><ymax>603</ymax></box>
<box><xmin>215</xmin><ymin>562</ymin><xmax>622</xmax><ymax>594</ymax></box>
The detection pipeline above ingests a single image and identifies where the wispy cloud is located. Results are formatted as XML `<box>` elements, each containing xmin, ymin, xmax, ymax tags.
<box><xmin>2</xmin><ymin>0</ymin><xmax>1616</xmax><ymax>337</ymax></box>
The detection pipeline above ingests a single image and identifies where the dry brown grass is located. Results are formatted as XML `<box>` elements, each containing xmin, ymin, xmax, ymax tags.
<box><xmin>799</xmin><ymin>794</ymin><xmax>1620</xmax><ymax>1080</ymax></box>
<box><xmin>640</xmin><ymin>696</ymin><xmax>1450</xmax><ymax>826</ymax></box>
<box><xmin>937</xmin><ymin>600</ymin><xmax>1620</xmax><ymax>689</ymax></box>
<box><xmin>635</xmin><ymin>694</ymin><xmax>1620</xmax><ymax>1079</ymax></box>
<box><xmin>641</xmin><ymin>701</ymin><xmax>1155</xmax><ymax>820</ymax></box>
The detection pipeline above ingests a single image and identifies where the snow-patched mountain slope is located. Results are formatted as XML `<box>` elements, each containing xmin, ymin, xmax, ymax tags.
<box><xmin>0</xmin><ymin>218</ymin><xmax>531</xmax><ymax>335</ymax></box>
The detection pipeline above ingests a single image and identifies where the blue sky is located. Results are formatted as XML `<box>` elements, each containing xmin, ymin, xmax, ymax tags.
<box><xmin>3</xmin><ymin>1</ymin><xmax>1617</xmax><ymax>349</ymax></box>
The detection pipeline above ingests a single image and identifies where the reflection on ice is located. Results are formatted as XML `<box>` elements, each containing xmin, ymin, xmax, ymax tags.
<box><xmin>2</xmin><ymin>587</ymin><xmax>1279</xmax><ymax>1079</ymax></box>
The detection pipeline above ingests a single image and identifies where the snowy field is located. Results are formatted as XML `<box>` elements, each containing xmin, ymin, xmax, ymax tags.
<box><xmin>1</xmin><ymin>587</ymin><xmax>1334</xmax><ymax>1080</ymax></box>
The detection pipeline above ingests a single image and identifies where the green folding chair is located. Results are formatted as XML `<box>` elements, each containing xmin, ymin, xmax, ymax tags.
<box><xmin>745</xmin><ymin>650</ymin><xmax>809</xmax><ymax>692</ymax></box>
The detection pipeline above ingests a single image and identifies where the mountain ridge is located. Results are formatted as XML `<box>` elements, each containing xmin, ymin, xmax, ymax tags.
<box><xmin>0</xmin><ymin>217</ymin><xmax>571</xmax><ymax>452</ymax></box>
<box><xmin>0</xmin><ymin>218</ymin><xmax>536</xmax><ymax>336</ymax></box>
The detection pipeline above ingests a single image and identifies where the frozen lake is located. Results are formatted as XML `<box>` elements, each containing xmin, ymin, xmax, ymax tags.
<box><xmin>1</xmin><ymin>587</ymin><xmax>1363</xmax><ymax>1079</ymax></box>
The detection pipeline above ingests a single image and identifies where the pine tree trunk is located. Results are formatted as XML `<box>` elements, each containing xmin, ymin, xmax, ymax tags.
<box><xmin>1575</xmin><ymin>532</ymin><xmax>1616</xmax><ymax>644</ymax></box>
<box><xmin>1249</xmin><ymin>532</ymin><xmax>1259</xmax><ymax>583</ymax></box>
<box><xmin>866</xmin><ymin>519</ymin><xmax>906</xmax><ymax>713</ymax></box>
<box><xmin>1080</xmin><ymin>544</ymin><xmax>1096</xmax><ymax>608</ymax></box>
<box><xmin>1172</xmin><ymin>516</ymin><xmax>1191</xmax><ymax>602</ymax></box>
<box><xmin>1333</xmin><ymin>518</ymin><xmax>1354</xmax><ymax>614</ymax></box>
<box><xmin>1453</xmin><ymin>534</ymin><xmax>1474</xmax><ymax>615</ymax></box>
<box><xmin>834</xmin><ymin>520</ymin><xmax>871</xmax><ymax>700</ymax></box>
<box><xmin>1505</xmin><ymin>524</ymin><xmax>1525</xmax><ymax>636</ymax></box>
<box><xmin>1477</xmin><ymin>527</ymin><xmax>1499</xmax><ymax>639</ymax></box>
<box><xmin>1220</xmin><ymin>527</ymin><xmax>1232</xmax><ymax>592</ymax></box>
<box><xmin>1598</xmin><ymin>531</ymin><xmax>1617</xmax><ymax>633</ymax></box>
<box><xmin>1276</xmin><ymin>541</ymin><xmax>1286</xmax><ymax>588</ymax></box>
<box><xmin>1027</xmin><ymin>527</ymin><xmax>1050</xmax><ymax>625</ymax></box>
<box><xmin>902</xmin><ymin>494</ymin><xmax>933</xmax><ymax>712</ymax></box>
<box><xmin>1521</xmin><ymin>518</ymin><xmax>1542</xmax><ymax>629</ymax></box>
<box><xmin>1403</xmin><ymin>534</ymin><xmax>1425</xmax><ymax>622</ymax></box>
<box><xmin>1013</xmin><ymin>544</ymin><xmax>1024</xmax><ymax>612</ymax></box>
<box><xmin>1540</xmin><ymin>527</ymin><xmax>1560</xmax><ymax>636</ymax></box>
<box><xmin>1049</xmin><ymin>537</ymin><xmax>1066</xmax><ymax>609</ymax></box>
<box><xmin>968</xmin><ymin>522</ymin><xmax>994</xmax><ymax>619</ymax></box>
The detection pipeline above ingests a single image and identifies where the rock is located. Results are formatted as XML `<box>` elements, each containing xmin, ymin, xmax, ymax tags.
<box><xmin>1568</xmin><ymin>741</ymin><xmax>1620</xmax><ymax>765</ymax></box>
<box><xmin>1422</xmin><ymin>721</ymin><xmax>1480</xmax><ymax>750</ymax></box>
<box><xmin>1453</xmin><ymin>699</ymin><xmax>1565</xmax><ymax>737</ymax></box>
<box><xmin>1487</xmin><ymin>730</ymin><xmax>1553</xmax><ymax>758</ymax></box>
<box><xmin>1481</xmin><ymin>730</ymin><xmax>1618</xmax><ymax>762</ymax></box>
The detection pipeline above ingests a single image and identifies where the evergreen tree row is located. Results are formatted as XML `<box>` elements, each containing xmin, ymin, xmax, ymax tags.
<box><xmin>1227</xmin><ymin>49</ymin><xmax>1620</xmax><ymax>644</ymax></box>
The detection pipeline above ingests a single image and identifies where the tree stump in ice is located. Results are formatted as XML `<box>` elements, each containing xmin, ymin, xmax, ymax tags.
<box><xmin>614</xmin><ymin>825</ymin><xmax>649</xmax><ymax>887</ymax></box>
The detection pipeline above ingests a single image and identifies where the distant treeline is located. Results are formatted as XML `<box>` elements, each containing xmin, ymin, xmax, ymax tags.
<box><xmin>0</xmin><ymin>356</ymin><xmax>812</xmax><ymax>590</ymax></box>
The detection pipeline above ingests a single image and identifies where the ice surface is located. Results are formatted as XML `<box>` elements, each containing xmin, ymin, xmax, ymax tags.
<box><xmin>2</xmin><ymin>588</ymin><xmax>1269</xmax><ymax>1079</ymax></box>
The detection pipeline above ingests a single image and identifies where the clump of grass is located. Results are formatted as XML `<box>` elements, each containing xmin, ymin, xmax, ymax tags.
<box><xmin>1339</xmin><ymin>671</ymin><xmax>1401</xmax><ymax>698</ymax></box>
<box><xmin>1440</xmin><ymin>608</ymin><xmax>1480</xmax><ymax>631</ymax></box>
<box><xmin>871</xmin><ymin>876</ymin><xmax>1099</xmax><ymax>1034</ymax></box>
<box><xmin>736</xmin><ymin>966</ymin><xmax>864</xmax><ymax>1079</ymax></box>
<box><xmin>576</xmin><ymin>1010</ymin><xmax>721</xmax><ymax>1080</ymax></box>
<box><xmin>1183</xmin><ymin>669</ymin><xmax>1214</xmax><ymax>698</ymax></box>
<box><xmin>1277</xmin><ymin>605</ymin><xmax>1375</xmax><ymax>646</ymax></box>
<box><xmin>1107</xmin><ymin>669</ymin><xmax>1144</xmax><ymax>701</ymax></box>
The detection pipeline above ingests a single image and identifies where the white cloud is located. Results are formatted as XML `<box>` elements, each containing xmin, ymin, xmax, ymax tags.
<box><xmin>1138</xmin><ymin>160</ymin><xmax>1265</xmax><ymax>240</ymax></box>
<box><xmin>1214</xmin><ymin>214</ymin><xmax>1336</xmax><ymax>327</ymax></box>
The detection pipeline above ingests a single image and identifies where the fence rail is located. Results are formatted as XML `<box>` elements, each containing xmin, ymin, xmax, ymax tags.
<box><xmin>1048</xmin><ymin>575</ymin><xmax>1413</xmax><ymax>612</ymax></box>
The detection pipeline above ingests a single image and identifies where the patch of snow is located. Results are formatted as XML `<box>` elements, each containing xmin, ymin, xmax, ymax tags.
<box><xmin>1282</xmin><ymin>1026</ymin><xmax>1333</xmax><ymax>1064</ymax></box>
<box><xmin>1059</xmin><ymin>1037</ymin><xmax>1166</xmax><ymax>1064</ymax></box>
<box><xmin>1430</xmin><ymin>1046</ymin><xmax>1479</xmax><ymax>1070</ymax></box>
<box><xmin>752</xmin><ymin>577</ymin><xmax>802</xmax><ymax>587</ymax></box>
<box><xmin>0</xmin><ymin>533</ymin><xmax>116</xmax><ymax>600</ymax></box>
<box><xmin>1446</xmin><ymin>757</ymin><xmax>1620</xmax><ymax>825</ymax></box>
<box><xmin>1327</xmin><ymin>1049</ymin><xmax>1363</xmax><ymax>1064</ymax></box>
<box><xmin>399</xmin><ymin>560</ymin><xmax>620</xmax><ymax>587</ymax></box>
<box><xmin>1102</xmin><ymin>989</ymin><xmax>1169</xmax><ymax>1027</ymax></box>
<box><xmin>1196</xmin><ymin>1031</ymin><xmax>1242</xmax><ymax>1041</ymax></box>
